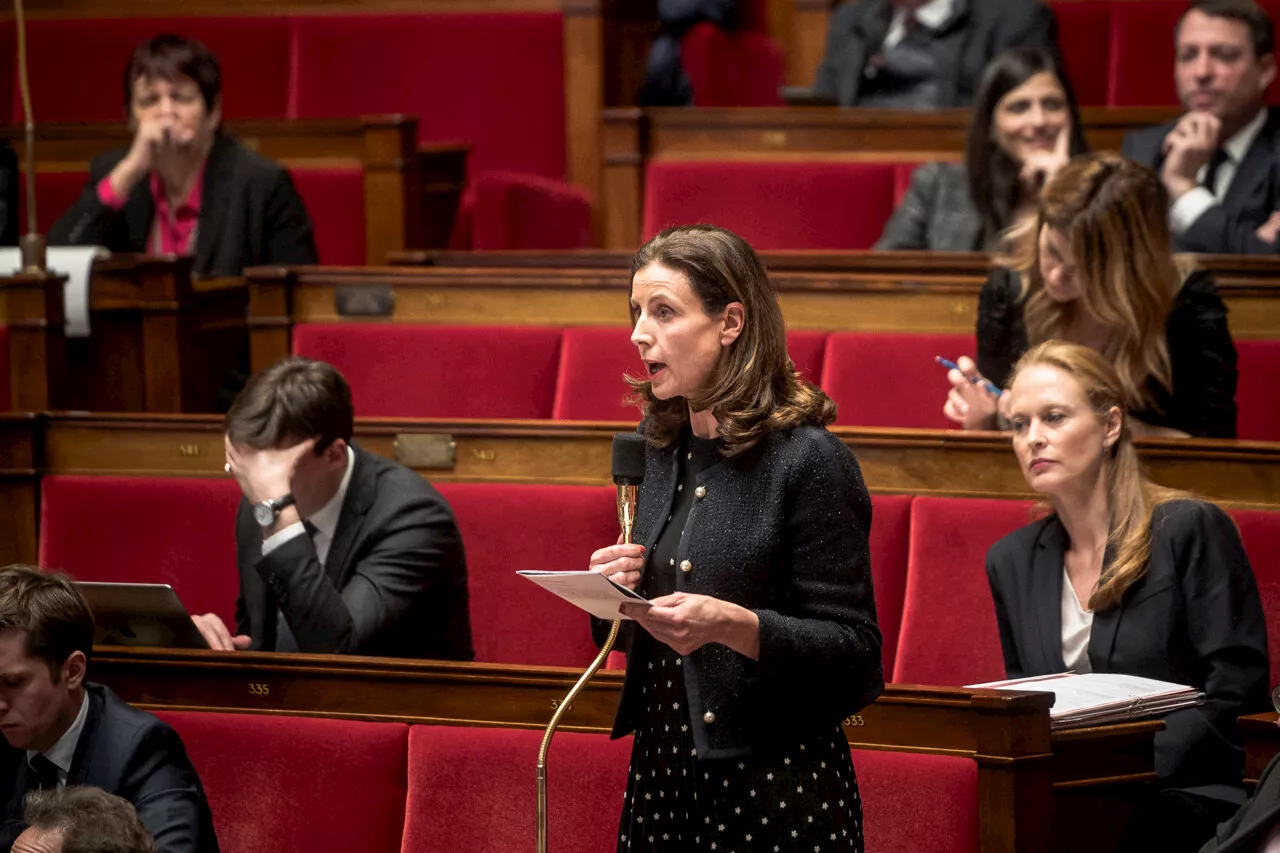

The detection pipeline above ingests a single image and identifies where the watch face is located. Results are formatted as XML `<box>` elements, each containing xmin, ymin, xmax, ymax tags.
<box><xmin>253</xmin><ymin>502</ymin><xmax>276</xmax><ymax>527</ymax></box>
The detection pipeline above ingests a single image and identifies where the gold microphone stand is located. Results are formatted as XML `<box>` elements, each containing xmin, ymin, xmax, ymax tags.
<box><xmin>535</xmin><ymin>484</ymin><xmax>637</xmax><ymax>853</ymax></box>
<box><xmin>14</xmin><ymin>0</ymin><xmax>45</xmax><ymax>272</ymax></box>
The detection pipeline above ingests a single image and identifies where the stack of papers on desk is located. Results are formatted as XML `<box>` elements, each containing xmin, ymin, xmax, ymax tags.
<box><xmin>517</xmin><ymin>570</ymin><xmax>652</xmax><ymax>621</ymax></box>
<box><xmin>966</xmin><ymin>672</ymin><xmax>1203</xmax><ymax>730</ymax></box>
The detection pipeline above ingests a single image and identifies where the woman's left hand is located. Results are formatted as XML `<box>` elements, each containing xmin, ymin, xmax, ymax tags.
<box><xmin>621</xmin><ymin>592</ymin><xmax>759</xmax><ymax>658</ymax></box>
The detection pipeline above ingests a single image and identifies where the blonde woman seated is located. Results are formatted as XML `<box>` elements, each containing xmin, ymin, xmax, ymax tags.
<box><xmin>986</xmin><ymin>341</ymin><xmax>1269</xmax><ymax>852</ymax></box>
<box><xmin>944</xmin><ymin>153</ymin><xmax>1238</xmax><ymax>438</ymax></box>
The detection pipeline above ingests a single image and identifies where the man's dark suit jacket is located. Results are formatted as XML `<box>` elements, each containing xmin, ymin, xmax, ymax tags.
<box><xmin>1199</xmin><ymin>751</ymin><xmax>1280</xmax><ymax>851</ymax></box>
<box><xmin>48</xmin><ymin>133</ymin><xmax>318</xmax><ymax>277</ymax></box>
<box><xmin>234</xmin><ymin>443</ymin><xmax>474</xmax><ymax>660</ymax></box>
<box><xmin>1123</xmin><ymin>108</ymin><xmax>1280</xmax><ymax>255</ymax></box>
<box><xmin>987</xmin><ymin>500</ymin><xmax>1270</xmax><ymax>803</ymax></box>
<box><xmin>0</xmin><ymin>683</ymin><xmax>218</xmax><ymax>853</ymax></box>
<box><xmin>811</xmin><ymin>0</ymin><xmax>1058</xmax><ymax>107</ymax></box>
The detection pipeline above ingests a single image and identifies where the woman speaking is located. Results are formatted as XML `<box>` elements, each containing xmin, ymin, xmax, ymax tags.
<box><xmin>589</xmin><ymin>224</ymin><xmax>883</xmax><ymax>851</ymax></box>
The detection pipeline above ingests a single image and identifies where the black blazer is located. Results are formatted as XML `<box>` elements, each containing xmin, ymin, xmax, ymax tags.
<box><xmin>811</xmin><ymin>0</ymin><xmax>1057</xmax><ymax>107</ymax></box>
<box><xmin>601</xmin><ymin>425</ymin><xmax>884</xmax><ymax>761</ymax></box>
<box><xmin>975</xmin><ymin>267</ymin><xmax>1239</xmax><ymax>438</ymax></box>
<box><xmin>234</xmin><ymin>443</ymin><xmax>474</xmax><ymax>661</ymax></box>
<box><xmin>0</xmin><ymin>683</ymin><xmax>219</xmax><ymax>853</ymax></box>
<box><xmin>987</xmin><ymin>500</ymin><xmax>1270</xmax><ymax>801</ymax></box>
<box><xmin>1199</xmin><ymin>752</ymin><xmax>1280</xmax><ymax>852</ymax></box>
<box><xmin>0</xmin><ymin>142</ymin><xmax>17</xmax><ymax>248</ymax></box>
<box><xmin>1123</xmin><ymin>108</ymin><xmax>1280</xmax><ymax>255</ymax></box>
<box><xmin>48</xmin><ymin>134</ymin><xmax>318</xmax><ymax>277</ymax></box>
<box><xmin>874</xmin><ymin>162</ymin><xmax>984</xmax><ymax>251</ymax></box>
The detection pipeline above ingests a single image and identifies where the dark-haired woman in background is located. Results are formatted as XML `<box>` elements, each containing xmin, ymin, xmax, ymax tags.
<box><xmin>986</xmin><ymin>340</ymin><xmax>1268</xmax><ymax>852</ymax></box>
<box><xmin>588</xmin><ymin>224</ymin><xmax>883</xmax><ymax>851</ymax></box>
<box><xmin>876</xmin><ymin>47</ymin><xmax>1089</xmax><ymax>251</ymax></box>
<box><xmin>944</xmin><ymin>152</ymin><xmax>1239</xmax><ymax>438</ymax></box>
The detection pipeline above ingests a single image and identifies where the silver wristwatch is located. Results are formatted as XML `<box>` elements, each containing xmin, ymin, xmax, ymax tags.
<box><xmin>253</xmin><ymin>494</ymin><xmax>296</xmax><ymax>529</ymax></box>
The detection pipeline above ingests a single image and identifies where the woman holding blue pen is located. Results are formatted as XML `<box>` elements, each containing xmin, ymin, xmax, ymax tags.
<box><xmin>942</xmin><ymin>153</ymin><xmax>1238</xmax><ymax>439</ymax></box>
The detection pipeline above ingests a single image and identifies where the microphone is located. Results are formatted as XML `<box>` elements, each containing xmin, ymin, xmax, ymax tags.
<box><xmin>536</xmin><ymin>433</ymin><xmax>648</xmax><ymax>853</ymax></box>
<box><xmin>14</xmin><ymin>0</ymin><xmax>45</xmax><ymax>271</ymax></box>
<box><xmin>612</xmin><ymin>432</ymin><xmax>646</xmax><ymax>546</ymax></box>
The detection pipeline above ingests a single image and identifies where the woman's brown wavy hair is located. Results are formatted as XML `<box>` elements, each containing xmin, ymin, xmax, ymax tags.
<box><xmin>627</xmin><ymin>224</ymin><xmax>836</xmax><ymax>455</ymax></box>
<box><xmin>1000</xmin><ymin>152</ymin><xmax>1180</xmax><ymax>412</ymax></box>
<box><xmin>1011</xmin><ymin>341</ymin><xmax>1190</xmax><ymax>611</ymax></box>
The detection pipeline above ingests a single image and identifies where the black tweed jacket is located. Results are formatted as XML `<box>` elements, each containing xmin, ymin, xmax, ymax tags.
<box><xmin>600</xmin><ymin>423</ymin><xmax>884</xmax><ymax>761</ymax></box>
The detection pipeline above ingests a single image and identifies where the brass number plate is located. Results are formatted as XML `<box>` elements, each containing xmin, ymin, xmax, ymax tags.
<box><xmin>395</xmin><ymin>433</ymin><xmax>458</xmax><ymax>469</ymax></box>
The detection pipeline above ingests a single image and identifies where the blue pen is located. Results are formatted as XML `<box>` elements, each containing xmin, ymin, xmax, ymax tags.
<box><xmin>936</xmin><ymin>357</ymin><xmax>1003</xmax><ymax>397</ymax></box>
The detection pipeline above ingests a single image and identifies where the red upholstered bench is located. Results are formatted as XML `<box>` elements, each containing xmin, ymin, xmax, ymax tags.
<box><xmin>854</xmin><ymin>748</ymin><xmax>979</xmax><ymax>853</ymax></box>
<box><xmin>20</xmin><ymin>171</ymin><xmax>89</xmax><ymax>236</ymax></box>
<box><xmin>292</xmin><ymin>323</ymin><xmax>563</xmax><ymax>419</ymax></box>
<box><xmin>436</xmin><ymin>483</ymin><xmax>616</xmax><ymax>667</ymax></box>
<box><xmin>1236</xmin><ymin>340</ymin><xmax>1280</xmax><ymax>442</ymax></box>
<box><xmin>1049</xmin><ymin>1</ymin><xmax>1111</xmax><ymax>107</ymax></box>
<box><xmin>642</xmin><ymin>161</ymin><xmax>908</xmax><ymax>250</ymax></box>
<box><xmin>19</xmin><ymin>18</ymin><xmax>292</xmax><ymax>122</ymax></box>
<box><xmin>822</xmin><ymin>332</ymin><xmax>973</xmax><ymax>429</ymax></box>
<box><xmin>682</xmin><ymin>22</ymin><xmax>785</xmax><ymax>107</ymax></box>
<box><xmin>1227</xmin><ymin>508</ymin><xmax>1280</xmax><ymax>687</ymax></box>
<box><xmin>552</xmin><ymin>327</ymin><xmax>828</xmax><ymax>422</ymax></box>
<box><xmin>38</xmin><ymin>475</ymin><xmax>242</xmax><ymax>626</ymax></box>
<box><xmin>156</xmin><ymin>711</ymin><xmax>409</xmax><ymax>853</ymax></box>
<box><xmin>403</xmin><ymin>725</ymin><xmax>630</xmax><ymax>853</ymax></box>
<box><xmin>452</xmin><ymin>172</ymin><xmax>592</xmax><ymax>251</ymax></box>
<box><xmin>893</xmin><ymin>497</ymin><xmax>1034</xmax><ymax>686</ymax></box>
<box><xmin>289</xmin><ymin>167</ymin><xmax>367</xmax><ymax>267</ymax></box>
<box><xmin>870</xmin><ymin>494</ymin><xmax>913</xmax><ymax>683</ymax></box>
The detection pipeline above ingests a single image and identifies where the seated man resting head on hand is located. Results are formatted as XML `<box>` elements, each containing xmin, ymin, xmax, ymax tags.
<box><xmin>193</xmin><ymin>357</ymin><xmax>473</xmax><ymax>660</ymax></box>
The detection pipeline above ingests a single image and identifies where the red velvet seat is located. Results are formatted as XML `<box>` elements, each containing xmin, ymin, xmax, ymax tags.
<box><xmin>451</xmin><ymin>171</ymin><xmax>592</xmax><ymax>251</ymax></box>
<box><xmin>551</xmin><ymin>327</ymin><xmax>828</xmax><ymax>422</ymax></box>
<box><xmin>1236</xmin><ymin>339</ymin><xmax>1280</xmax><ymax>442</ymax></box>
<box><xmin>20</xmin><ymin>18</ymin><xmax>292</xmax><ymax>122</ymax></box>
<box><xmin>38</xmin><ymin>475</ymin><xmax>242</xmax><ymax>626</ymax></box>
<box><xmin>642</xmin><ymin>160</ymin><xmax>904</xmax><ymax>250</ymax></box>
<box><xmin>403</xmin><ymin>725</ymin><xmax>630</xmax><ymax>853</ymax></box>
<box><xmin>1050</xmin><ymin>2</ymin><xmax>1111</xmax><ymax>107</ymax></box>
<box><xmin>156</xmin><ymin>711</ymin><xmax>408</xmax><ymax>853</ymax></box>
<box><xmin>682</xmin><ymin>22</ymin><xmax>785</xmax><ymax>107</ymax></box>
<box><xmin>289</xmin><ymin>167</ymin><xmax>367</xmax><ymax>266</ymax></box>
<box><xmin>20</xmin><ymin>171</ymin><xmax>90</xmax><ymax>236</ymax></box>
<box><xmin>822</xmin><ymin>332</ymin><xmax>973</xmax><ymax>429</ymax></box>
<box><xmin>436</xmin><ymin>483</ymin><xmax>616</xmax><ymax>667</ymax></box>
<box><xmin>853</xmin><ymin>748</ymin><xmax>979</xmax><ymax>853</ymax></box>
<box><xmin>870</xmin><ymin>494</ymin><xmax>913</xmax><ymax>683</ymax></box>
<box><xmin>894</xmin><ymin>497</ymin><xmax>1035</xmax><ymax>686</ymax></box>
<box><xmin>1227</xmin><ymin>508</ymin><xmax>1280</xmax><ymax>686</ymax></box>
<box><xmin>292</xmin><ymin>324</ymin><xmax>563</xmax><ymax>419</ymax></box>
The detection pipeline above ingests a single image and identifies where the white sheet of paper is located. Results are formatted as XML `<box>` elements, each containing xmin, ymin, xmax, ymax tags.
<box><xmin>518</xmin><ymin>570</ymin><xmax>652</xmax><ymax>621</ymax></box>
<box><xmin>0</xmin><ymin>246</ymin><xmax>111</xmax><ymax>337</ymax></box>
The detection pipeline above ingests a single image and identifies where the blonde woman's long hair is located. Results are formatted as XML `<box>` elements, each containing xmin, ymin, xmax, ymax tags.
<box><xmin>1000</xmin><ymin>153</ymin><xmax>1181</xmax><ymax>413</ymax></box>
<box><xmin>626</xmin><ymin>224</ymin><xmax>836</xmax><ymax>455</ymax></box>
<box><xmin>1011</xmin><ymin>341</ymin><xmax>1191</xmax><ymax>611</ymax></box>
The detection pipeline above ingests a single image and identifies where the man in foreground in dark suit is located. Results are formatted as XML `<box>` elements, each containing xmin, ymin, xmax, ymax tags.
<box><xmin>1123</xmin><ymin>0</ymin><xmax>1280</xmax><ymax>254</ymax></box>
<box><xmin>191</xmin><ymin>357</ymin><xmax>473</xmax><ymax>660</ymax></box>
<box><xmin>15</xmin><ymin>787</ymin><xmax>157</xmax><ymax>853</ymax></box>
<box><xmin>811</xmin><ymin>0</ymin><xmax>1058</xmax><ymax>108</ymax></box>
<box><xmin>0</xmin><ymin>566</ymin><xmax>218</xmax><ymax>853</ymax></box>
<box><xmin>47</xmin><ymin>34</ymin><xmax>317</xmax><ymax>276</ymax></box>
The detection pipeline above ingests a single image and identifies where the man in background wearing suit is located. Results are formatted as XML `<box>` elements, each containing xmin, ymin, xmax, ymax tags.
<box><xmin>0</xmin><ymin>566</ymin><xmax>218</xmax><ymax>853</ymax></box>
<box><xmin>192</xmin><ymin>357</ymin><xmax>474</xmax><ymax>661</ymax></box>
<box><xmin>811</xmin><ymin>0</ymin><xmax>1058</xmax><ymax>107</ymax></box>
<box><xmin>48</xmin><ymin>34</ymin><xmax>317</xmax><ymax>276</ymax></box>
<box><xmin>15</xmin><ymin>787</ymin><xmax>158</xmax><ymax>853</ymax></box>
<box><xmin>1124</xmin><ymin>0</ymin><xmax>1280</xmax><ymax>254</ymax></box>
<box><xmin>1198</xmin><ymin>712</ymin><xmax>1280</xmax><ymax>851</ymax></box>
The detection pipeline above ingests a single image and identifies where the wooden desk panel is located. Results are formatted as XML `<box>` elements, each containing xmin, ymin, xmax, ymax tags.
<box><xmin>90</xmin><ymin>647</ymin><xmax>1157</xmax><ymax>853</ymax></box>
<box><xmin>1242</xmin><ymin>712</ymin><xmax>1279</xmax><ymax>783</ymax></box>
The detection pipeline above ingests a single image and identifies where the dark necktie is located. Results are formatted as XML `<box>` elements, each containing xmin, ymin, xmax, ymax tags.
<box><xmin>26</xmin><ymin>754</ymin><xmax>60</xmax><ymax>793</ymax></box>
<box><xmin>1202</xmin><ymin>148</ymin><xmax>1230</xmax><ymax>196</ymax></box>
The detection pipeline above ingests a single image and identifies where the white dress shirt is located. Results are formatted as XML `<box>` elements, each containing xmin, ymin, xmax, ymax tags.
<box><xmin>883</xmin><ymin>0</ymin><xmax>954</xmax><ymax>52</ymax></box>
<box><xmin>1170</xmin><ymin>107</ymin><xmax>1269</xmax><ymax>235</ymax></box>
<box><xmin>1060</xmin><ymin>569</ymin><xmax>1094</xmax><ymax>674</ymax></box>
<box><xmin>27</xmin><ymin>691</ymin><xmax>89</xmax><ymax>787</ymax></box>
<box><xmin>260</xmin><ymin>444</ymin><xmax>355</xmax><ymax>567</ymax></box>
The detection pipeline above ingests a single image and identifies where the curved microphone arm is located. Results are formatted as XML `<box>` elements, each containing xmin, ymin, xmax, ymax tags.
<box><xmin>14</xmin><ymin>0</ymin><xmax>45</xmax><ymax>271</ymax></box>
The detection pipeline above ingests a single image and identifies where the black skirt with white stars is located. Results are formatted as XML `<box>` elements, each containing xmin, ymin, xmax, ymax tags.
<box><xmin>617</xmin><ymin>641</ymin><xmax>863</xmax><ymax>852</ymax></box>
